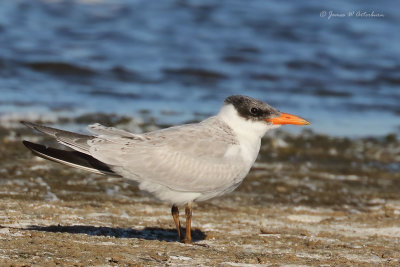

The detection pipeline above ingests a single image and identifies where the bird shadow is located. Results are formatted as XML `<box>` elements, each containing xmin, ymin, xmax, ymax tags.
<box><xmin>20</xmin><ymin>224</ymin><xmax>206</xmax><ymax>243</ymax></box>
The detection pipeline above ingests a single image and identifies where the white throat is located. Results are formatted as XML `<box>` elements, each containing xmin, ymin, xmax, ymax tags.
<box><xmin>216</xmin><ymin>104</ymin><xmax>280</xmax><ymax>166</ymax></box>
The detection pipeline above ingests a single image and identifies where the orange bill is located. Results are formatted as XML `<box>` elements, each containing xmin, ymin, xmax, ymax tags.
<box><xmin>267</xmin><ymin>112</ymin><xmax>310</xmax><ymax>125</ymax></box>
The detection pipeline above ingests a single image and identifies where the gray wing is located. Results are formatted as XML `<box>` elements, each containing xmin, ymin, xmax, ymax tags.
<box><xmin>22</xmin><ymin>140</ymin><xmax>119</xmax><ymax>176</ymax></box>
<box><xmin>21</xmin><ymin>121</ymin><xmax>141</xmax><ymax>176</ymax></box>
<box><xmin>22</xmin><ymin>119</ymin><xmax>247</xmax><ymax>193</ymax></box>
<box><xmin>87</xmin><ymin>123</ymin><xmax>146</xmax><ymax>141</ymax></box>
<box><xmin>88</xmin><ymin>118</ymin><xmax>247</xmax><ymax>192</ymax></box>
<box><xmin>21</xmin><ymin>121</ymin><xmax>93</xmax><ymax>153</ymax></box>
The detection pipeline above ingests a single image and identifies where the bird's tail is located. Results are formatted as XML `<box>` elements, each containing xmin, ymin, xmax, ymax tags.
<box><xmin>22</xmin><ymin>140</ymin><xmax>120</xmax><ymax>176</ymax></box>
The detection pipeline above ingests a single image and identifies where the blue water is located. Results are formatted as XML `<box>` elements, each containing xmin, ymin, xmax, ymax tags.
<box><xmin>0</xmin><ymin>0</ymin><xmax>399</xmax><ymax>136</ymax></box>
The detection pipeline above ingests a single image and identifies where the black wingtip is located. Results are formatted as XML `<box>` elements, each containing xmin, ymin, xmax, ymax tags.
<box><xmin>21</xmin><ymin>140</ymin><xmax>119</xmax><ymax>177</ymax></box>
<box><xmin>22</xmin><ymin>140</ymin><xmax>51</xmax><ymax>156</ymax></box>
<box><xmin>22</xmin><ymin>140</ymin><xmax>40</xmax><ymax>151</ymax></box>
<box><xmin>22</xmin><ymin>140</ymin><xmax>33</xmax><ymax>149</ymax></box>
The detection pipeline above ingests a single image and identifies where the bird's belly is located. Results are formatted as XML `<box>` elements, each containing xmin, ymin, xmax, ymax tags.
<box><xmin>136</xmin><ymin>159</ymin><xmax>251</xmax><ymax>205</ymax></box>
<box><xmin>114</xmin><ymin>145</ymin><xmax>256</xmax><ymax>204</ymax></box>
<box><xmin>138</xmin><ymin>181</ymin><xmax>202</xmax><ymax>205</ymax></box>
<box><xmin>137</xmin><ymin>179</ymin><xmax>245</xmax><ymax>205</ymax></box>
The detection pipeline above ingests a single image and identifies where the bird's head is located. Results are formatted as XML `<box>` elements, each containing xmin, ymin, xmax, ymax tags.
<box><xmin>220</xmin><ymin>95</ymin><xmax>310</xmax><ymax>137</ymax></box>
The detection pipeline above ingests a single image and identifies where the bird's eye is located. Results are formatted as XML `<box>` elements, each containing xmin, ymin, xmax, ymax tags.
<box><xmin>250</xmin><ymin>107</ymin><xmax>260</xmax><ymax>116</ymax></box>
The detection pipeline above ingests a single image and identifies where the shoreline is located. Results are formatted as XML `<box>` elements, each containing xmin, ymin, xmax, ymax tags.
<box><xmin>1</xmin><ymin>111</ymin><xmax>399</xmax><ymax>139</ymax></box>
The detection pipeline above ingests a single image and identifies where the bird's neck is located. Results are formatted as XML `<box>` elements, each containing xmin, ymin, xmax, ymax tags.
<box><xmin>217</xmin><ymin>104</ymin><xmax>271</xmax><ymax>165</ymax></box>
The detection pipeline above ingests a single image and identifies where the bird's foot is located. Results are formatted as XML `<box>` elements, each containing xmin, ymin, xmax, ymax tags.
<box><xmin>182</xmin><ymin>238</ymin><xmax>192</xmax><ymax>244</ymax></box>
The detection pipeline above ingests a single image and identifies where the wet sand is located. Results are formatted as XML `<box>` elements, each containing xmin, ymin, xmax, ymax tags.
<box><xmin>0</xmin><ymin>125</ymin><xmax>399</xmax><ymax>266</ymax></box>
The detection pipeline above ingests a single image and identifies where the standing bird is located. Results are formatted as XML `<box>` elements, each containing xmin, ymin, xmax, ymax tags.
<box><xmin>22</xmin><ymin>95</ymin><xmax>310</xmax><ymax>243</ymax></box>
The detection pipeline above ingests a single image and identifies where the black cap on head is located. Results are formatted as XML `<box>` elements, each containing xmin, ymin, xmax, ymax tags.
<box><xmin>224</xmin><ymin>95</ymin><xmax>281</xmax><ymax>121</ymax></box>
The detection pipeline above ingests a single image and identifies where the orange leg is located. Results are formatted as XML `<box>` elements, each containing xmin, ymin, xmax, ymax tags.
<box><xmin>171</xmin><ymin>205</ymin><xmax>184</xmax><ymax>242</ymax></box>
<box><xmin>184</xmin><ymin>203</ymin><xmax>193</xmax><ymax>244</ymax></box>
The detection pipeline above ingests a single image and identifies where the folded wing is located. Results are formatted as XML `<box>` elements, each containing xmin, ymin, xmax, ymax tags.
<box><xmin>89</xmin><ymin>119</ymin><xmax>246</xmax><ymax>192</ymax></box>
<box><xmin>22</xmin><ymin>119</ymin><xmax>245</xmax><ymax>193</ymax></box>
<box><xmin>21</xmin><ymin>121</ymin><xmax>93</xmax><ymax>153</ymax></box>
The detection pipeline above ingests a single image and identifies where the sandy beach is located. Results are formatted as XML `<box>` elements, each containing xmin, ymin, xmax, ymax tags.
<box><xmin>1</xmin><ymin>124</ymin><xmax>399</xmax><ymax>266</ymax></box>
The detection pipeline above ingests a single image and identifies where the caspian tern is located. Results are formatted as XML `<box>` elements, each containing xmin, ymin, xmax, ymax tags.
<box><xmin>22</xmin><ymin>95</ymin><xmax>310</xmax><ymax>243</ymax></box>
